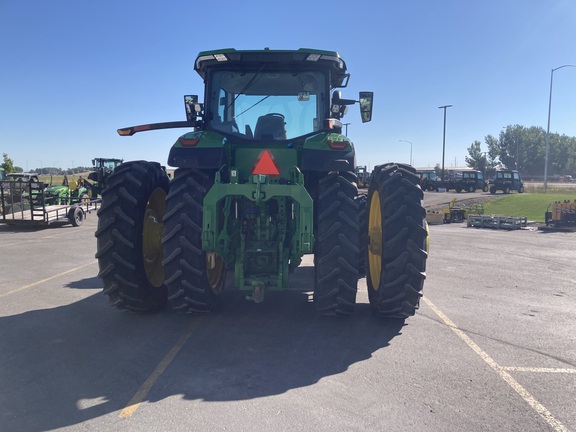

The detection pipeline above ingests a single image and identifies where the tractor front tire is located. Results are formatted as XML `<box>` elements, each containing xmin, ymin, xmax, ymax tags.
<box><xmin>366</xmin><ymin>163</ymin><xmax>428</xmax><ymax>318</ymax></box>
<box><xmin>95</xmin><ymin>161</ymin><xmax>169</xmax><ymax>311</ymax></box>
<box><xmin>313</xmin><ymin>171</ymin><xmax>359</xmax><ymax>316</ymax></box>
<box><xmin>162</xmin><ymin>168</ymin><xmax>226</xmax><ymax>313</ymax></box>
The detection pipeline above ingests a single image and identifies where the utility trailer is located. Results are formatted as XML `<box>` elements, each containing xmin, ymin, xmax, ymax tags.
<box><xmin>0</xmin><ymin>180</ymin><xmax>98</xmax><ymax>227</ymax></box>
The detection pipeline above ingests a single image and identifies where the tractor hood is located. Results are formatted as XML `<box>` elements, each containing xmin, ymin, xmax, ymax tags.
<box><xmin>45</xmin><ymin>185</ymin><xmax>68</xmax><ymax>195</ymax></box>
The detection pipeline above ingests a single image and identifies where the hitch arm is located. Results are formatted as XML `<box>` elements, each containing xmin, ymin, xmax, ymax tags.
<box><xmin>117</xmin><ymin>121</ymin><xmax>195</xmax><ymax>136</ymax></box>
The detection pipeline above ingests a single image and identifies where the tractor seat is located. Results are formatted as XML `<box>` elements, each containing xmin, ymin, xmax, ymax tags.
<box><xmin>254</xmin><ymin>113</ymin><xmax>286</xmax><ymax>140</ymax></box>
<box><xmin>68</xmin><ymin>180</ymin><xmax>78</xmax><ymax>191</ymax></box>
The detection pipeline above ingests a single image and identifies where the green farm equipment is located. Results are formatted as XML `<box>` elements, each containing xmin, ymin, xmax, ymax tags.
<box><xmin>85</xmin><ymin>158</ymin><xmax>123</xmax><ymax>197</ymax></box>
<box><xmin>355</xmin><ymin>165</ymin><xmax>370</xmax><ymax>188</ymax></box>
<box><xmin>417</xmin><ymin>169</ymin><xmax>438</xmax><ymax>192</ymax></box>
<box><xmin>489</xmin><ymin>169</ymin><xmax>524</xmax><ymax>194</ymax></box>
<box><xmin>44</xmin><ymin>180</ymin><xmax>90</xmax><ymax>205</ymax></box>
<box><xmin>43</xmin><ymin>158</ymin><xmax>121</xmax><ymax>204</ymax></box>
<box><xmin>95</xmin><ymin>48</ymin><xmax>428</xmax><ymax>318</ymax></box>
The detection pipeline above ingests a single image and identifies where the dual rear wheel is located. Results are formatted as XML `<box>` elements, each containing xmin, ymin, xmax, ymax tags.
<box><xmin>95</xmin><ymin>162</ymin><xmax>428</xmax><ymax>318</ymax></box>
<box><xmin>95</xmin><ymin>162</ymin><xmax>224</xmax><ymax>312</ymax></box>
<box><xmin>365</xmin><ymin>163</ymin><xmax>428</xmax><ymax>318</ymax></box>
<box><xmin>312</xmin><ymin>164</ymin><xmax>428</xmax><ymax>318</ymax></box>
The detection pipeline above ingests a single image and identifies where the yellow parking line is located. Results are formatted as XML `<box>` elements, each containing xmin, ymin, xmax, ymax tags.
<box><xmin>119</xmin><ymin>318</ymin><xmax>204</xmax><ymax>419</ymax></box>
<box><xmin>0</xmin><ymin>261</ymin><xmax>96</xmax><ymax>298</ymax></box>
<box><xmin>423</xmin><ymin>296</ymin><xmax>569</xmax><ymax>432</ymax></box>
<box><xmin>501</xmin><ymin>367</ymin><xmax>576</xmax><ymax>374</ymax></box>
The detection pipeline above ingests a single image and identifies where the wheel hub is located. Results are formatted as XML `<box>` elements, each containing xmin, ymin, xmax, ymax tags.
<box><xmin>143</xmin><ymin>187</ymin><xmax>166</xmax><ymax>288</ymax></box>
<box><xmin>367</xmin><ymin>190</ymin><xmax>382</xmax><ymax>290</ymax></box>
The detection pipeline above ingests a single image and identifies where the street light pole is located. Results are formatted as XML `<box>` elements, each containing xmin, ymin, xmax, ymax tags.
<box><xmin>544</xmin><ymin>64</ymin><xmax>575</xmax><ymax>192</ymax></box>
<box><xmin>399</xmin><ymin>140</ymin><xmax>413</xmax><ymax>166</ymax></box>
<box><xmin>343</xmin><ymin>123</ymin><xmax>351</xmax><ymax>136</ymax></box>
<box><xmin>438</xmin><ymin>105</ymin><xmax>452</xmax><ymax>182</ymax></box>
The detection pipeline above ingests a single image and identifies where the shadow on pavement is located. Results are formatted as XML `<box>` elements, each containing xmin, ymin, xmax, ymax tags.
<box><xmin>1</xmin><ymin>273</ymin><xmax>407</xmax><ymax>431</ymax></box>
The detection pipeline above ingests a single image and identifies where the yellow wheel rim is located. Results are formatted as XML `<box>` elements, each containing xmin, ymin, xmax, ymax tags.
<box><xmin>368</xmin><ymin>190</ymin><xmax>382</xmax><ymax>290</ymax></box>
<box><xmin>143</xmin><ymin>187</ymin><xmax>166</xmax><ymax>288</ymax></box>
<box><xmin>206</xmin><ymin>252</ymin><xmax>225</xmax><ymax>294</ymax></box>
<box><xmin>425</xmin><ymin>220</ymin><xmax>430</xmax><ymax>254</ymax></box>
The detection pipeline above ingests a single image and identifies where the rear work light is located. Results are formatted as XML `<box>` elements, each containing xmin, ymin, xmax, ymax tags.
<box><xmin>178</xmin><ymin>137</ymin><xmax>200</xmax><ymax>146</ymax></box>
<box><xmin>327</xmin><ymin>140</ymin><xmax>350</xmax><ymax>150</ymax></box>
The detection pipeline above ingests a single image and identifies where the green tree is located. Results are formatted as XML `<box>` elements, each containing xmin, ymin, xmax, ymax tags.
<box><xmin>470</xmin><ymin>125</ymin><xmax>576</xmax><ymax>178</ymax></box>
<box><xmin>465</xmin><ymin>140</ymin><xmax>487</xmax><ymax>172</ymax></box>
<box><xmin>2</xmin><ymin>153</ymin><xmax>15</xmax><ymax>174</ymax></box>
<box><xmin>484</xmin><ymin>135</ymin><xmax>500</xmax><ymax>168</ymax></box>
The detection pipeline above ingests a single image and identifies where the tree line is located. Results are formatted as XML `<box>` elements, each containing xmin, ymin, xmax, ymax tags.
<box><xmin>465</xmin><ymin>125</ymin><xmax>576</xmax><ymax>179</ymax></box>
<box><xmin>2</xmin><ymin>153</ymin><xmax>91</xmax><ymax>175</ymax></box>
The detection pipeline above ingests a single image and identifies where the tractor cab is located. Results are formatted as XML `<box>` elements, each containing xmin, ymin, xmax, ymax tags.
<box><xmin>116</xmin><ymin>49</ymin><xmax>372</xmax><ymax>182</ymax></box>
<box><xmin>88</xmin><ymin>158</ymin><xmax>123</xmax><ymax>185</ymax></box>
<box><xmin>192</xmin><ymin>49</ymin><xmax>373</xmax><ymax>143</ymax></box>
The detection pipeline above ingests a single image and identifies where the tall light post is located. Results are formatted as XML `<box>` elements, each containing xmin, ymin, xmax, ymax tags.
<box><xmin>438</xmin><ymin>105</ymin><xmax>452</xmax><ymax>182</ymax></box>
<box><xmin>343</xmin><ymin>123</ymin><xmax>351</xmax><ymax>136</ymax></box>
<box><xmin>37</xmin><ymin>160</ymin><xmax>43</xmax><ymax>175</ymax></box>
<box><xmin>544</xmin><ymin>64</ymin><xmax>576</xmax><ymax>192</ymax></box>
<box><xmin>399</xmin><ymin>140</ymin><xmax>413</xmax><ymax>166</ymax></box>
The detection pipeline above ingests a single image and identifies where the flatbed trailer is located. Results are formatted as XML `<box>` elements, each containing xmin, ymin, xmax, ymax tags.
<box><xmin>0</xmin><ymin>180</ymin><xmax>99</xmax><ymax>227</ymax></box>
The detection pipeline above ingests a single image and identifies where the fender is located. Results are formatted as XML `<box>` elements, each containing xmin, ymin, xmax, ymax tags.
<box><xmin>301</xmin><ymin>132</ymin><xmax>356</xmax><ymax>172</ymax></box>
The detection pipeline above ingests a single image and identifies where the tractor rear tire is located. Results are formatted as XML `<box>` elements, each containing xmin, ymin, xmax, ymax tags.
<box><xmin>366</xmin><ymin>163</ymin><xmax>427</xmax><ymax>318</ymax></box>
<box><xmin>313</xmin><ymin>171</ymin><xmax>359</xmax><ymax>316</ymax></box>
<box><xmin>162</xmin><ymin>168</ymin><xmax>226</xmax><ymax>313</ymax></box>
<box><xmin>357</xmin><ymin>193</ymin><xmax>367</xmax><ymax>278</ymax></box>
<box><xmin>95</xmin><ymin>161</ymin><xmax>169</xmax><ymax>311</ymax></box>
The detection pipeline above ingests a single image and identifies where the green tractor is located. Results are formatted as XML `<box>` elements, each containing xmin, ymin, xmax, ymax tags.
<box><xmin>355</xmin><ymin>165</ymin><xmax>370</xmax><ymax>188</ymax></box>
<box><xmin>95</xmin><ymin>48</ymin><xmax>428</xmax><ymax>318</ymax></box>
<box><xmin>85</xmin><ymin>158</ymin><xmax>123</xmax><ymax>197</ymax></box>
<box><xmin>44</xmin><ymin>180</ymin><xmax>90</xmax><ymax>205</ymax></box>
<box><xmin>43</xmin><ymin>158</ymin><xmax>122</xmax><ymax>204</ymax></box>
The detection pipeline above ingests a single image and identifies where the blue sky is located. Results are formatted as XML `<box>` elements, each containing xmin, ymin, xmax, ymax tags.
<box><xmin>1</xmin><ymin>0</ymin><xmax>575</xmax><ymax>171</ymax></box>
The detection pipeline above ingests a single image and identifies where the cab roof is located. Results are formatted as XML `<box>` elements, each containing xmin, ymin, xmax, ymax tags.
<box><xmin>194</xmin><ymin>48</ymin><xmax>349</xmax><ymax>87</ymax></box>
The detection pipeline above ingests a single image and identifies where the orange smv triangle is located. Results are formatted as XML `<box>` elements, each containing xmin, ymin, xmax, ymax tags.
<box><xmin>252</xmin><ymin>150</ymin><xmax>280</xmax><ymax>176</ymax></box>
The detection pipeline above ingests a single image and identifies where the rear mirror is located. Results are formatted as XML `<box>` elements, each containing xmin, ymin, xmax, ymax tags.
<box><xmin>359</xmin><ymin>92</ymin><xmax>373</xmax><ymax>123</ymax></box>
<box><xmin>184</xmin><ymin>95</ymin><xmax>203</xmax><ymax>122</ymax></box>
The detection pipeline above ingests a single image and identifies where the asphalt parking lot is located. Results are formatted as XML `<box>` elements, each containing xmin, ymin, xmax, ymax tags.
<box><xmin>0</xmin><ymin>210</ymin><xmax>575</xmax><ymax>432</ymax></box>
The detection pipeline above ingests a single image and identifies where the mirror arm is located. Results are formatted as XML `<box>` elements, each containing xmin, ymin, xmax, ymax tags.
<box><xmin>117</xmin><ymin>121</ymin><xmax>196</xmax><ymax>136</ymax></box>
